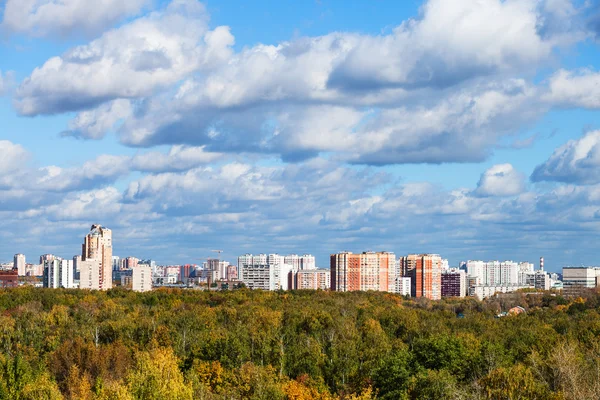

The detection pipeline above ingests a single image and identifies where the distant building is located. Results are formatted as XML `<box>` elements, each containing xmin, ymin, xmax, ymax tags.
<box><xmin>401</xmin><ymin>254</ymin><xmax>442</xmax><ymax>300</ymax></box>
<box><xmin>13</xmin><ymin>254</ymin><xmax>26</xmax><ymax>276</ymax></box>
<box><xmin>238</xmin><ymin>254</ymin><xmax>293</xmax><ymax>290</ymax></box>
<box><xmin>331</xmin><ymin>251</ymin><xmax>396</xmax><ymax>292</ymax></box>
<box><xmin>0</xmin><ymin>270</ymin><xmax>18</xmax><ymax>288</ymax></box>
<box><xmin>291</xmin><ymin>269</ymin><xmax>330</xmax><ymax>290</ymax></box>
<box><xmin>43</xmin><ymin>259</ymin><xmax>74</xmax><ymax>289</ymax></box>
<box><xmin>285</xmin><ymin>254</ymin><xmax>316</xmax><ymax>270</ymax></box>
<box><xmin>466</xmin><ymin>260</ymin><xmax>519</xmax><ymax>287</ymax></box>
<box><xmin>123</xmin><ymin>257</ymin><xmax>139</xmax><ymax>269</ymax></box>
<box><xmin>112</xmin><ymin>256</ymin><xmax>120</xmax><ymax>271</ymax></box>
<box><xmin>441</xmin><ymin>269</ymin><xmax>467</xmax><ymax>297</ymax></box>
<box><xmin>470</xmin><ymin>285</ymin><xmax>524</xmax><ymax>300</ymax></box>
<box><xmin>534</xmin><ymin>270</ymin><xmax>551</xmax><ymax>291</ymax></box>
<box><xmin>73</xmin><ymin>255</ymin><xmax>81</xmax><ymax>280</ymax></box>
<box><xmin>179</xmin><ymin>264</ymin><xmax>193</xmax><ymax>283</ymax></box>
<box><xmin>240</xmin><ymin>264</ymin><xmax>275</xmax><ymax>290</ymax></box>
<box><xmin>226</xmin><ymin>265</ymin><xmax>238</xmax><ymax>281</ymax></box>
<box><xmin>562</xmin><ymin>267</ymin><xmax>600</xmax><ymax>296</ymax></box>
<box><xmin>40</xmin><ymin>254</ymin><xmax>56</xmax><ymax>265</ymax></box>
<box><xmin>132</xmin><ymin>265</ymin><xmax>152</xmax><ymax>292</ymax></box>
<box><xmin>394</xmin><ymin>277</ymin><xmax>411</xmax><ymax>296</ymax></box>
<box><xmin>80</xmin><ymin>225</ymin><xmax>113</xmax><ymax>290</ymax></box>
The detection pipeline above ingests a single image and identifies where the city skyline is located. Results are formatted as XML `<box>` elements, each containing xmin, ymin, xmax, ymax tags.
<box><xmin>2</xmin><ymin>0</ymin><xmax>600</xmax><ymax>269</ymax></box>
<box><xmin>3</xmin><ymin>236</ymin><xmax>565</xmax><ymax>274</ymax></box>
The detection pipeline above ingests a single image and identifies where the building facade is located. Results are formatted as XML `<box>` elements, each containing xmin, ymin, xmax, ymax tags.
<box><xmin>238</xmin><ymin>254</ymin><xmax>293</xmax><ymax>290</ymax></box>
<box><xmin>330</xmin><ymin>251</ymin><xmax>396</xmax><ymax>292</ymax></box>
<box><xmin>441</xmin><ymin>269</ymin><xmax>467</xmax><ymax>297</ymax></box>
<box><xmin>292</xmin><ymin>269</ymin><xmax>330</xmax><ymax>290</ymax></box>
<box><xmin>43</xmin><ymin>259</ymin><xmax>74</xmax><ymax>289</ymax></box>
<box><xmin>132</xmin><ymin>264</ymin><xmax>152</xmax><ymax>292</ymax></box>
<box><xmin>562</xmin><ymin>267</ymin><xmax>600</xmax><ymax>296</ymax></box>
<box><xmin>0</xmin><ymin>270</ymin><xmax>18</xmax><ymax>288</ymax></box>
<box><xmin>401</xmin><ymin>254</ymin><xmax>442</xmax><ymax>300</ymax></box>
<box><xmin>13</xmin><ymin>254</ymin><xmax>26</xmax><ymax>276</ymax></box>
<box><xmin>80</xmin><ymin>225</ymin><xmax>113</xmax><ymax>290</ymax></box>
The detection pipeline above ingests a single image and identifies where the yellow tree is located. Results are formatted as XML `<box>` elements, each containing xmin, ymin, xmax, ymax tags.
<box><xmin>127</xmin><ymin>347</ymin><xmax>193</xmax><ymax>400</ymax></box>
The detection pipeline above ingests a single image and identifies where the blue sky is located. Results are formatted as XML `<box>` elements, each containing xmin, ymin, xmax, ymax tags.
<box><xmin>1</xmin><ymin>0</ymin><xmax>600</xmax><ymax>272</ymax></box>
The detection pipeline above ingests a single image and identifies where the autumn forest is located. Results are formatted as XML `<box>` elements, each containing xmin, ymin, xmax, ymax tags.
<box><xmin>0</xmin><ymin>288</ymin><xmax>599</xmax><ymax>399</ymax></box>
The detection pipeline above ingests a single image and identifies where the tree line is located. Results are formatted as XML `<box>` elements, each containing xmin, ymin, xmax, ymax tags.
<box><xmin>0</xmin><ymin>287</ymin><xmax>599</xmax><ymax>399</ymax></box>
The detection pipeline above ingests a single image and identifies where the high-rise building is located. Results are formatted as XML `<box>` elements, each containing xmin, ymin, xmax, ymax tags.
<box><xmin>285</xmin><ymin>254</ymin><xmax>317</xmax><ymax>270</ymax></box>
<box><xmin>13</xmin><ymin>254</ymin><xmax>26</xmax><ymax>276</ymax></box>
<box><xmin>226</xmin><ymin>265</ymin><xmax>238</xmax><ymax>281</ymax></box>
<box><xmin>40</xmin><ymin>254</ymin><xmax>55</xmax><ymax>265</ymax></box>
<box><xmin>330</xmin><ymin>251</ymin><xmax>396</xmax><ymax>292</ymax></box>
<box><xmin>238</xmin><ymin>254</ymin><xmax>293</xmax><ymax>290</ymax></box>
<box><xmin>80</xmin><ymin>225</ymin><xmax>113</xmax><ymax>290</ymax></box>
<box><xmin>123</xmin><ymin>257</ymin><xmax>139</xmax><ymax>269</ymax></box>
<box><xmin>395</xmin><ymin>277</ymin><xmax>411</xmax><ymax>296</ymax></box>
<box><xmin>73</xmin><ymin>255</ymin><xmax>81</xmax><ymax>280</ymax></box>
<box><xmin>179</xmin><ymin>264</ymin><xmax>193</xmax><ymax>284</ymax></box>
<box><xmin>132</xmin><ymin>265</ymin><xmax>152</xmax><ymax>292</ymax></box>
<box><xmin>43</xmin><ymin>259</ymin><xmax>74</xmax><ymax>289</ymax></box>
<box><xmin>112</xmin><ymin>256</ymin><xmax>120</xmax><ymax>271</ymax></box>
<box><xmin>441</xmin><ymin>269</ymin><xmax>467</xmax><ymax>297</ymax></box>
<box><xmin>466</xmin><ymin>260</ymin><xmax>519</xmax><ymax>287</ymax></box>
<box><xmin>291</xmin><ymin>269</ymin><xmax>330</xmax><ymax>290</ymax></box>
<box><xmin>401</xmin><ymin>254</ymin><xmax>442</xmax><ymax>300</ymax></box>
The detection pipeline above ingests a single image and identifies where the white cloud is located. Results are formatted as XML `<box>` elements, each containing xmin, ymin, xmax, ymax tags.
<box><xmin>14</xmin><ymin>0</ymin><xmax>234</xmax><ymax>115</ymax></box>
<box><xmin>65</xmin><ymin>99</ymin><xmax>133</xmax><ymax>139</ymax></box>
<box><xmin>532</xmin><ymin>130</ymin><xmax>600</xmax><ymax>184</ymax></box>
<box><xmin>0</xmin><ymin>140</ymin><xmax>29</xmax><ymax>175</ymax></box>
<box><xmin>1</xmin><ymin>0</ymin><xmax>149</xmax><ymax>37</ymax></box>
<box><xmin>131</xmin><ymin>146</ymin><xmax>222</xmax><ymax>173</ymax></box>
<box><xmin>329</xmin><ymin>0</ymin><xmax>552</xmax><ymax>90</ymax></box>
<box><xmin>475</xmin><ymin>164</ymin><xmax>526</xmax><ymax>197</ymax></box>
<box><xmin>545</xmin><ymin>69</ymin><xmax>600</xmax><ymax>109</ymax></box>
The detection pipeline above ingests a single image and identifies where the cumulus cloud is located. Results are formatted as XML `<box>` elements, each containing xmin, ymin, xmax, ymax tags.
<box><xmin>111</xmin><ymin>77</ymin><xmax>542</xmax><ymax>165</ymax></box>
<box><xmin>64</xmin><ymin>99</ymin><xmax>133</xmax><ymax>139</ymax></box>
<box><xmin>0</xmin><ymin>140</ymin><xmax>29</xmax><ymax>176</ymax></box>
<box><xmin>475</xmin><ymin>164</ymin><xmax>526</xmax><ymax>197</ymax></box>
<box><xmin>16</xmin><ymin>0</ymin><xmax>576</xmax><ymax>164</ymax></box>
<box><xmin>532</xmin><ymin>130</ymin><xmax>600</xmax><ymax>184</ymax></box>
<box><xmin>0</xmin><ymin>140</ymin><xmax>222</xmax><ymax>194</ymax></box>
<box><xmin>3</xmin><ymin>146</ymin><xmax>600</xmax><ymax>266</ymax></box>
<box><xmin>131</xmin><ymin>146</ymin><xmax>222</xmax><ymax>173</ymax></box>
<box><xmin>545</xmin><ymin>69</ymin><xmax>600</xmax><ymax>109</ymax></box>
<box><xmin>328</xmin><ymin>0</ymin><xmax>553</xmax><ymax>90</ymax></box>
<box><xmin>14</xmin><ymin>0</ymin><xmax>234</xmax><ymax>115</ymax></box>
<box><xmin>1</xmin><ymin>0</ymin><xmax>149</xmax><ymax>37</ymax></box>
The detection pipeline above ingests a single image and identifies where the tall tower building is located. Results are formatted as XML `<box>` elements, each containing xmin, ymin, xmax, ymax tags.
<box><xmin>80</xmin><ymin>225</ymin><xmax>113</xmax><ymax>290</ymax></box>
<box><xmin>13</xmin><ymin>254</ymin><xmax>26</xmax><ymax>276</ymax></box>
<box><xmin>330</xmin><ymin>251</ymin><xmax>395</xmax><ymax>292</ymax></box>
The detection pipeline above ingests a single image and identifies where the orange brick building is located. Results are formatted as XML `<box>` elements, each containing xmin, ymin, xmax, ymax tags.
<box><xmin>330</xmin><ymin>252</ymin><xmax>396</xmax><ymax>292</ymax></box>
<box><xmin>400</xmin><ymin>254</ymin><xmax>442</xmax><ymax>300</ymax></box>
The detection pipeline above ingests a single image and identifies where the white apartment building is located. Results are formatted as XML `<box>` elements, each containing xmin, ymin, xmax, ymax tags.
<box><xmin>466</xmin><ymin>260</ymin><xmax>519</xmax><ymax>286</ymax></box>
<box><xmin>394</xmin><ymin>277</ymin><xmax>411</xmax><ymax>296</ymax></box>
<box><xmin>132</xmin><ymin>264</ymin><xmax>152</xmax><ymax>292</ymax></box>
<box><xmin>44</xmin><ymin>259</ymin><xmax>74</xmax><ymax>289</ymax></box>
<box><xmin>470</xmin><ymin>285</ymin><xmax>524</xmax><ymax>300</ymax></box>
<box><xmin>238</xmin><ymin>254</ymin><xmax>293</xmax><ymax>290</ymax></box>
<box><xmin>13</xmin><ymin>254</ymin><xmax>26</xmax><ymax>276</ymax></box>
